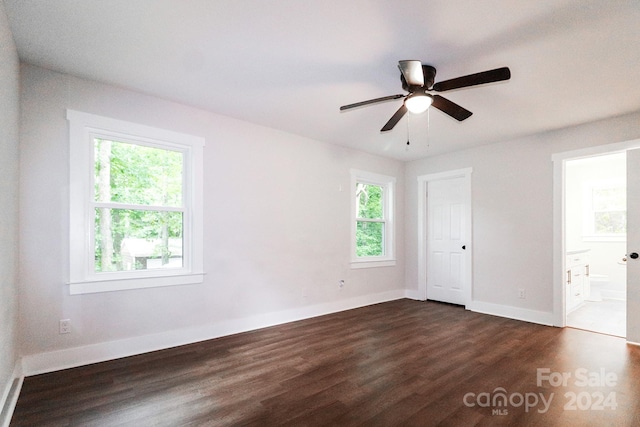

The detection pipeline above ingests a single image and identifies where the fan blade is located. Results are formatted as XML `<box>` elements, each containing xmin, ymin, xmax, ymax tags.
<box><xmin>381</xmin><ymin>104</ymin><xmax>408</xmax><ymax>132</ymax></box>
<box><xmin>431</xmin><ymin>95</ymin><xmax>473</xmax><ymax>121</ymax></box>
<box><xmin>398</xmin><ymin>60</ymin><xmax>424</xmax><ymax>87</ymax></box>
<box><xmin>340</xmin><ymin>94</ymin><xmax>404</xmax><ymax>111</ymax></box>
<box><xmin>432</xmin><ymin>67</ymin><xmax>511</xmax><ymax>92</ymax></box>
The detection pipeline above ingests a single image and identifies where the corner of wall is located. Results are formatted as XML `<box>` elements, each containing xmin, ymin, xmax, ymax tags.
<box><xmin>404</xmin><ymin>289</ymin><xmax>424</xmax><ymax>301</ymax></box>
<box><xmin>0</xmin><ymin>1</ymin><xmax>23</xmax><ymax>426</ymax></box>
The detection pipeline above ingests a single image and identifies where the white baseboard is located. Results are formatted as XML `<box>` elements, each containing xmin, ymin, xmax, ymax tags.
<box><xmin>0</xmin><ymin>361</ymin><xmax>23</xmax><ymax>427</ymax></box>
<box><xmin>468</xmin><ymin>300</ymin><xmax>555</xmax><ymax>326</ymax></box>
<box><xmin>601</xmin><ymin>289</ymin><xmax>626</xmax><ymax>300</ymax></box>
<box><xmin>21</xmin><ymin>289</ymin><xmax>406</xmax><ymax>377</ymax></box>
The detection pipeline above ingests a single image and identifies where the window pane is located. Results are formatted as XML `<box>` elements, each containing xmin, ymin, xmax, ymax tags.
<box><xmin>594</xmin><ymin>211</ymin><xmax>626</xmax><ymax>234</ymax></box>
<box><xmin>95</xmin><ymin>208</ymin><xmax>183</xmax><ymax>272</ymax></box>
<box><xmin>356</xmin><ymin>221</ymin><xmax>384</xmax><ymax>257</ymax></box>
<box><xmin>592</xmin><ymin>187</ymin><xmax>625</xmax><ymax>211</ymax></box>
<box><xmin>94</xmin><ymin>138</ymin><xmax>183</xmax><ymax>207</ymax></box>
<box><xmin>356</xmin><ymin>183</ymin><xmax>384</xmax><ymax>219</ymax></box>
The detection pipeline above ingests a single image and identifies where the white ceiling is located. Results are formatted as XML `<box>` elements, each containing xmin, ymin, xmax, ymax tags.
<box><xmin>5</xmin><ymin>0</ymin><xmax>640</xmax><ymax>161</ymax></box>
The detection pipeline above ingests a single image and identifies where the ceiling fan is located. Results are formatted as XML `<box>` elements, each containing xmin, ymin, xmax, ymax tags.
<box><xmin>340</xmin><ymin>60</ymin><xmax>511</xmax><ymax>132</ymax></box>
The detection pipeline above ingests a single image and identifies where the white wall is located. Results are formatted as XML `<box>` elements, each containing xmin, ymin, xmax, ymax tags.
<box><xmin>18</xmin><ymin>64</ymin><xmax>405</xmax><ymax>373</ymax></box>
<box><xmin>0</xmin><ymin>1</ymin><xmax>21</xmax><ymax>419</ymax></box>
<box><xmin>405</xmin><ymin>111</ymin><xmax>640</xmax><ymax>322</ymax></box>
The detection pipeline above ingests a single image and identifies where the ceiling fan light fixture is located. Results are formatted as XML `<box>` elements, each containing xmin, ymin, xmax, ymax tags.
<box><xmin>405</xmin><ymin>92</ymin><xmax>432</xmax><ymax>114</ymax></box>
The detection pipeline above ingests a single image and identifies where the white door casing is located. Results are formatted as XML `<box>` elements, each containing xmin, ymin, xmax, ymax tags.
<box><xmin>552</xmin><ymin>139</ymin><xmax>640</xmax><ymax>340</ymax></box>
<box><xmin>417</xmin><ymin>168</ymin><xmax>472</xmax><ymax>305</ymax></box>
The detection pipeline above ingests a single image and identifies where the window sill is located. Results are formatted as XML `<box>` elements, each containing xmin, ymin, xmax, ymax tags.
<box><xmin>68</xmin><ymin>272</ymin><xmax>205</xmax><ymax>295</ymax></box>
<box><xmin>582</xmin><ymin>235</ymin><xmax>626</xmax><ymax>243</ymax></box>
<box><xmin>350</xmin><ymin>259</ymin><xmax>396</xmax><ymax>269</ymax></box>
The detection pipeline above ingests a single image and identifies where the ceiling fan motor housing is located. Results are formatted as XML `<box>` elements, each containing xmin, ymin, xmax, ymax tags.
<box><xmin>401</xmin><ymin>65</ymin><xmax>436</xmax><ymax>91</ymax></box>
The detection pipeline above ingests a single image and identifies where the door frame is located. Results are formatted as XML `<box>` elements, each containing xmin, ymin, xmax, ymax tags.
<box><xmin>552</xmin><ymin>138</ymin><xmax>640</xmax><ymax>329</ymax></box>
<box><xmin>417</xmin><ymin>168</ymin><xmax>473</xmax><ymax>305</ymax></box>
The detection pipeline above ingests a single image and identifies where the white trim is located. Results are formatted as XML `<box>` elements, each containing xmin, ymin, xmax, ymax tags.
<box><xmin>468</xmin><ymin>301</ymin><xmax>555</xmax><ymax>326</ymax></box>
<box><xmin>0</xmin><ymin>361</ymin><xmax>23</xmax><ymax>427</ymax></box>
<box><xmin>21</xmin><ymin>290</ymin><xmax>406</xmax><ymax>377</ymax></box>
<box><xmin>418</xmin><ymin>168</ymin><xmax>473</xmax><ymax>183</ymax></box>
<box><xmin>350</xmin><ymin>260</ymin><xmax>396</xmax><ymax>269</ymax></box>
<box><xmin>582</xmin><ymin>235</ymin><xmax>626</xmax><ymax>242</ymax></box>
<box><xmin>66</xmin><ymin>110</ymin><xmax>204</xmax><ymax>146</ymax></box>
<box><xmin>93</xmin><ymin>202</ymin><xmax>185</xmax><ymax>212</ymax></box>
<box><xmin>550</xmin><ymin>140</ymin><xmax>640</xmax><ymax>163</ymax></box>
<box><xmin>350</xmin><ymin>169</ymin><xmax>396</xmax><ymax>267</ymax></box>
<box><xmin>552</xmin><ymin>139</ymin><xmax>640</xmax><ymax>327</ymax></box>
<box><xmin>69</xmin><ymin>272</ymin><xmax>205</xmax><ymax>295</ymax></box>
<box><xmin>404</xmin><ymin>289</ymin><xmax>422</xmax><ymax>301</ymax></box>
<box><xmin>67</xmin><ymin>110</ymin><xmax>204</xmax><ymax>294</ymax></box>
<box><xmin>416</xmin><ymin>168</ymin><xmax>473</xmax><ymax>304</ymax></box>
<box><xmin>601</xmin><ymin>289</ymin><xmax>626</xmax><ymax>301</ymax></box>
<box><xmin>552</xmin><ymin>151</ymin><xmax>566</xmax><ymax>327</ymax></box>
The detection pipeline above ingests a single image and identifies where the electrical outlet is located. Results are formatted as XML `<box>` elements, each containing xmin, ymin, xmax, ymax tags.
<box><xmin>518</xmin><ymin>289</ymin><xmax>526</xmax><ymax>299</ymax></box>
<box><xmin>59</xmin><ymin>319</ymin><xmax>71</xmax><ymax>334</ymax></box>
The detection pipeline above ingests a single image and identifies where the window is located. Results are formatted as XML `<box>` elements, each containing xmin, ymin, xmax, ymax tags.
<box><xmin>68</xmin><ymin>110</ymin><xmax>204</xmax><ymax>294</ymax></box>
<box><xmin>582</xmin><ymin>179</ymin><xmax>626</xmax><ymax>241</ymax></box>
<box><xmin>350</xmin><ymin>170</ymin><xmax>395</xmax><ymax>268</ymax></box>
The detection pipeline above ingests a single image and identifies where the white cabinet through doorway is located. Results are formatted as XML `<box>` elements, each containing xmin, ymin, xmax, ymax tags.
<box><xmin>566</xmin><ymin>249</ymin><xmax>590</xmax><ymax>312</ymax></box>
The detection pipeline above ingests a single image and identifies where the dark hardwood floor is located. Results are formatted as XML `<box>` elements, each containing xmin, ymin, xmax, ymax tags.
<box><xmin>11</xmin><ymin>299</ymin><xmax>640</xmax><ymax>426</ymax></box>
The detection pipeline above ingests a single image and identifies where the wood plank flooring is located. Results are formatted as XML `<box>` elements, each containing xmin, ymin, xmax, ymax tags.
<box><xmin>10</xmin><ymin>299</ymin><xmax>640</xmax><ymax>426</ymax></box>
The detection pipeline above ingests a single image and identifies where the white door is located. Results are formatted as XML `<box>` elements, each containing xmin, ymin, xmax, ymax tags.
<box><xmin>627</xmin><ymin>148</ymin><xmax>640</xmax><ymax>343</ymax></box>
<box><xmin>427</xmin><ymin>177</ymin><xmax>468</xmax><ymax>305</ymax></box>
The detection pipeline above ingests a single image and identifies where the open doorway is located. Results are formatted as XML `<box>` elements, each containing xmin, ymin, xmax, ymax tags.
<box><xmin>564</xmin><ymin>152</ymin><xmax>627</xmax><ymax>337</ymax></box>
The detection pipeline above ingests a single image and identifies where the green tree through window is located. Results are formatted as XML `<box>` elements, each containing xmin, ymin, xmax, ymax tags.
<box><xmin>355</xmin><ymin>183</ymin><xmax>385</xmax><ymax>257</ymax></box>
<box><xmin>350</xmin><ymin>169</ymin><xmax>395</xmax><ymax>267</ymax></box>
<box><xmin>592</xmin><ymin>186</ymin><xmax>626</xmax><ymax>234</ymax></box>
<box><xmin>94</xmin><ymin>138</ymin><xmax>184</xmax><ymax>272</ymax></box>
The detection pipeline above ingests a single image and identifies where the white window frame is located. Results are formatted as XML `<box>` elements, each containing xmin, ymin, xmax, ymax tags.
<box><xmin>68</xmin><ymin>110</ymin><xmax>205</xmax><ymax>294</ymax></box>
<box><xmin>350</xmin><ymin>169</ymin><xmax>396</xmax><ymax>268</ymax></box>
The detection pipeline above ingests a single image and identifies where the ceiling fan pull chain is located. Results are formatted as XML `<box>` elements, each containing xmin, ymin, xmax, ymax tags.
<box><xmin>426</xmin><ymin>108</ymin><xmax>430</xmax><ymax>150</ymax></box>
<box><xmin>406</xmin><ymin>113</ymin><xmax>411</xmax><ymax>149</ymax></box>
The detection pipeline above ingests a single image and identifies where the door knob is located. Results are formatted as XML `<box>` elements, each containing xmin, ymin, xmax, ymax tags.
<box><xmin>462</xmin><ymin>245</ymin><xmax>466</xmax><ymax>250</ymax></box>
<box><xmin>630</xmin><ymin>252</ymin><xmax>639</xmax><ymax>259</ymax></box>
